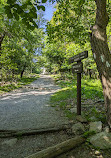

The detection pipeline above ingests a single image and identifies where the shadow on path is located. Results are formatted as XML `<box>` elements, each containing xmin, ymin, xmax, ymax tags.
<box><xmin>0</xmin><ymin>75</ymin><xmax>68</xmax><ymax>130</ymax></box>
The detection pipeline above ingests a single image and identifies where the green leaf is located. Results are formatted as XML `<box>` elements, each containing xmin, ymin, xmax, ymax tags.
<box><xmin>21</xmin><ymin>4</ymin><xmax>28</xmax><ymax>9</ymax></box>
<box><xmin>37</xmin><ymin>6</ymin><xmax>40</xmax><ymax>10</ymax></box>
<box><xmin>42</xmin><ymin>0</ymin><xmax>47</xmax><ymax>3</ymax></box>
<box><xmin>41</xmin><ymin>6</ymin><xmax>45</xmax><ymax>11</ymax></box>
<box><xmin>7</xmin><ymin>12</ymin><xmax>13</xmax><ymax>19</ymax></box>
<box><xmin>29</xmin><ymin>7</ymin><xmax>37</xmax><ymax>18</ymax></box>
<box><xmin>4</xmin><ymin>6</ymin><xmax>13</xmax><ymax>19</ymax></box>
<box><xmin>32</xmin><ymin>21</ymin><xmax>38</xmax><ymax>28</ymax></box>
<box><xmin>13</xmin><ymin>12</ymin><xmax>19</xmax><ymax>21</ymax></box>
<box><xmin>37</xmin><ymin>5</ymin><xmax>45</xmax><ymax>11</ymax></box>
<box><xmin>15</xmin><ymin>5</ymin><xmax>24</xmax><ymax>14</ymax></box>
<box><xmin>14</xmin><ymin>4</ymin><xmax>20</xmax><ymax>9</ymax></box>
<box><xmin>4</xmin><ymin>5</ymin><xmax>10</xmax><ymax>11</ymax></box>
<box><xmin>7</xmin><ymin>0</ymin><xmax>16</xmax><ymax>4</ymax></box>
<box><xmin>79</xmin><ymin>0</ymin><xmax>85</xmax><ymax>6</ymax></box>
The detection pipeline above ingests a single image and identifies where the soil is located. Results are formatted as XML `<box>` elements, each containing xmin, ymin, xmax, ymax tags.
<box><xmin>57</xmin><ymin>144</ymin><xmax>111</xmax><ymax>158</ymax></box>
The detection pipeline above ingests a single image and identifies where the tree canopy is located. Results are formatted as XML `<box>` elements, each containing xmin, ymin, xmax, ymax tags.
<box><xmin>0</xmin><ymin>0</ymin><xmax>45</xmax><ymax>79</ymax></box>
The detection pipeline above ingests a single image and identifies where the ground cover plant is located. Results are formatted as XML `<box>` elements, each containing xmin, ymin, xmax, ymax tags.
<box><xmin>0</xmin><ymin>74</ymin><xmax>39</xmax><ymax>94</ymax></box>
<box><xmin>50</xmin><ymin>74</ymin><xmax>111</xmax><ymax>157</ymax></box>
<box><xmin>50</xmin><ymin>74</ymin><xmax>106</xmax><ymax>123</ymax></box>
<box><xmin>51</xmin><ymin>74</ymin><xmax>103</xmax><ymax>103</ymax></box>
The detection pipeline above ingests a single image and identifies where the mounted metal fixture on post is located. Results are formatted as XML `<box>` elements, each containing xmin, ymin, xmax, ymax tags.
<box><xmin>69</xmin><ymin>51</ymin><xmax>88</xmax><ymax>115</ymax></box>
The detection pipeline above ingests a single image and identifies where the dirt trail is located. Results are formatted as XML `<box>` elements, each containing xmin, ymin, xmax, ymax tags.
<box><xmin>0</xmin><ymin>75</ymin><xmax>71</xmax><ymax>158</ymax></box>
<box><xmin>0</xmin><ymin>75</ymin><xmax>68</xmax><ymax>131</ymax></box>
<box><xmin>0</xmin><ymin>75</ymin><xmax>110</xmax><ymax>158</ymax></box>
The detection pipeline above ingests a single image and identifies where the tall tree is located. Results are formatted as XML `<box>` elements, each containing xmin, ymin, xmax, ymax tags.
<box><xmin>0</xmin><ymin>1</ymin><xmax>44</xmax><ymax>79</ymax></box>
<box><xmin>90</xmin><ymin>0</ymin><xmax>111</xmax><ymax>127</ymax></box>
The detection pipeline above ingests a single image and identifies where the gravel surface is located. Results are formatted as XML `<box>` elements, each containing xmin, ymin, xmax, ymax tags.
<box><xmin>0</xmin><ymin>75</ymin><xmax>68</xmax><ymax>130</ymax></box>
<box><xmin>0</xmin><ymin>75</ymin><xmax>111</xmax><ymax>158</ymax></box>
<box><xmin>0</xmin><ymin>75</ymin><xmax>71</xmax><ymax>158</ymax></box>
<box><xmin>0</xmin><ymin>131</ymin><xmax>71</xmax><ymax>158</ymax></box>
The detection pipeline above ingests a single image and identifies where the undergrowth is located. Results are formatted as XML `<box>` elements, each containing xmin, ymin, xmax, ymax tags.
<box><xmin>51</xmin><ymin>75</ymin><xmax>103</xmax><ymax>104</ymax></box>
<box><xmin>50</xmin><ymin>75</ymin><xmax>105</xmax><ymax>122</ymax></box>
<box><xmin>0</xmin><ymin>74</ymin><xmax>39</xmax><ymax>93</ymax></box>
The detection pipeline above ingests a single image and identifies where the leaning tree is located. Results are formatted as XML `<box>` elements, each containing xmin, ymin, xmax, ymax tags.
<box><xmin>90</xmin><ymin>0</ymin><xmax>111</xmax><ymax>127</ymax></box>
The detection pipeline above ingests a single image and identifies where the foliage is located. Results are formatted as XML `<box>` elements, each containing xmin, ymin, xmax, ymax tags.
<box><xmin>50</xmin><ymin>77</ymin><xmax>103</xmax><ymax>105</ymax></box>
<box><xmin>2</xmin><ymin>0</ymin><xmax>47</xmax><ymax>30</ymax></box>
<box><xmin>85</xmin><ymin>107</ymin><xmax>106</xmax><ymax>123</ymax></box>
<box><xmin>18</xmin><ymin>74</ymin><xmax>39</xmax><ymax>85</ymax></box>
<box><xmin>50</xmin><ymin>76</ymin><xmax>106</xmax><ymax>122</ymax></box>
<box><xmin>43</xmin><ymin>37</ymin><xmax>98</xmax><ymax>78</ymax></box>
<box><xmin>43</xmin><ymin>0</ymin><xmax>100</xmax><ymax>77</ymax></box>
<box><xmin>0</xmin><ymin>74</ymin><xmax>39</xmax><ymax>93</ymax></box>
<box><xmin>43</xmin><ymin>41</ymin><xmax>67</xmax><ymax>73</ymax></box>
<box><xmin>46</xmin><ymin>0</ymin><xmax>96</xmax><ymax>44</ymax></box>
<box><xmin>83</xmin><ymin>130</ymin><xmax>96</xmax><ymax>138</ymax></box>
<box><xmin>44</xmin><ymin>0</ymin><xmax>111</xmax><ymax>79</ymax></box>
<box><xmin>0</xmin><ymin>3</ymin><xmax>44</xmax><ymax>80</ymax></box>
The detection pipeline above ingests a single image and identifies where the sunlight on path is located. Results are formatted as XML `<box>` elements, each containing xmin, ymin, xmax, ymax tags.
<box><xmin>0</xmin><ymin>75</ymin><xmax>68</xmax><ymax>130</ymax></box>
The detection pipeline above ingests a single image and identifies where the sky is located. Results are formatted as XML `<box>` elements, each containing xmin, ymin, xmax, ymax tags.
<box><xmin>43</xmin><ymin>2</ymin><xmax>56</xmax><ymax>22</ymax></box>
<box><xmin>35</xmin><ymin>2</ymin><xmax>56</xmax><ymax>54</ymax></box>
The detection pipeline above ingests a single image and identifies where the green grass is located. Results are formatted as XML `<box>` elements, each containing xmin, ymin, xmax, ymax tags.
<box><xmin>50</xmin><ymin>76</ymin><xmax>104</xmax><ymax>120</ymax></box>
<box><xmin>85</xmin><ymin>107</ymin><xmax>106</xmax><ymax>123</ymax></box>
<box><xmin>51</xmin><ymin>87</ymin><xmax>76</xmax><ymax>103</ymax></box>
<box><xmin>18</xmin><ymin>76</ymin><xmax>39</xmax><ymax>85</ymax></box>
<box><xmin>0</xmin><ymin>84</ymin><xmax>21</xmax><ymax>92</ymax></box>
<box><xmin>81</xmin><ymin>79</ymin><xmax>103</xmax><ymax>99</ymax></box>
<box><xmin>0</xmin><ymin>74</ymin><xmax>39</xmax><ymax>93</ymax></box>
<box><xmin>51</xmin><ymin>78</ymin><xmax>103</xmax><ymax>104</ymax></box>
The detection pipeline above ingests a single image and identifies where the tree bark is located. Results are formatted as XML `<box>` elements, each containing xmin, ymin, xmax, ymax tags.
<box><xmin>0</xmin><ymin>34</ymin><xmax>5</xmax><ymax>69</ymax></box>
<box><xmin>21</xmin><ymin>69</ymin><xmax>25</xmax><ymax>78</ymax></box>
<box><xmin>0</xmin><ymin>33</ymin><xmax>5</xmax><ymax>55</ymax></box>
<box><xmin>90</xmin><ymin>0</ymin><xmax>111</xmax><ymax>127</ymax></box>
<box><xmin>21</xmin><ymin>63</ymin><xmax>27</xmax><ymax>78</ymax></box>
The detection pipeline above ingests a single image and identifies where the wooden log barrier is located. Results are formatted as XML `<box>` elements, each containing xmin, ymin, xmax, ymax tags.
<box><xmin>25</xmin><ymin>136</ymin><xmax>86</xmax><ymax>158</ymax></box>
<box><xmin>0</xmin><ymin>125</ymin><xmax>70</xmax><ymax>138</ymax></box>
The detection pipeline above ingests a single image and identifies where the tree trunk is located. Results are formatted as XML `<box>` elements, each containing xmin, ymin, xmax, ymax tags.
<box><xmin>0</xmin><ymin>34</ymin><xmax>5</xmax><ymax>55</ymax></box>
<box><xmin>21</xmin><ymin>69</ymin><xmax>25</xmax><ymax>78</ymax></box>
<box><xmin>90</xmin><ymin>0</ymin><xmax>111</xmax><ymax>127</ymax></box>
<box><xmin>0</xmin><ymin>34</ymin><xmax>5</xmax><ymax>69</ymax></box>
<box><xmin>21</xmin><ymin>64</ymin><xmax>27</xmax><ymax>78</ymax></box>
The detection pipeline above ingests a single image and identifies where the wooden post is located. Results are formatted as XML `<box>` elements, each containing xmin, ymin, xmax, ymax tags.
<box><xmin>77</xmin><ymin>64</ymin><xmax>81</xmax><ymax>115</ymax></box>
<box><xmin>69</xmin><ymin>51</ymin><xmax>88</xmax><ymax>115</ymax></box>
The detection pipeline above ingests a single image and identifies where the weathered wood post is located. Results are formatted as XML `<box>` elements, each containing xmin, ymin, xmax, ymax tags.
<box><xmin>77</xmin><ymin>61</ymin><xmax>82</xmax><ymax>115</ymax></box>
<box><xmin>69</xmin><ymin>51</ymin><xmax>88</xmax><ymax>115</ymax></box>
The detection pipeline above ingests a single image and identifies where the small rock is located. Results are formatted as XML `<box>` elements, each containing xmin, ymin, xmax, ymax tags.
<box><xmin>89</xmin><ymin>121</ymin><xmax>102</xmax><ymax>133</ymax></box>
<box><xmin>2</xmin><ymin>138</ymin><xmax>17</xmax><ymax>147</ymax></box>
<box><xmin>89</xmin><ymin>116</ymin><xmax>98</xmax><ymax>121</ymax></box>
<box><xmin>104</xmin><ymin>126</ymin><xmax>110</xmax><ymax>133</ymax></box>
<box><xmin>76</xmin><ymin>115</ymin><xmax>87</xmax><ymax>123</ymax></box>
<box><xmin>70</xmin><ymin>108</ymin><xmax>77</xmax><ymax>113</ymax></box>
<box><xmin>97</xmin><ymin>155</ymin><xmax>103</xmax><ymax>158</ymax></box>
<box><xmin>72</xmin><ymin>122</ymin><xmax>85</xmax><ymax>135</ymax></box>
<box><xmin>95</xmin><ymin>150</ymin><xmax>101</xmax><ymax>155</ymax></box>
<box><xmin>66</xmin><ymin>105</ymin><xmax>72</xmax><ymax>109</ymax></box>
<box><xmin>90</xmin><ymin>132</ymin><xmax>111</xmax><ymax>149</ymax></box>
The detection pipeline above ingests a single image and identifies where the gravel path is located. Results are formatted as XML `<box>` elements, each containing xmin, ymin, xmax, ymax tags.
<box><xmin>0</xmin><ymin>75</ymin><xmax>71</xmax><ymax>158</ymax></box>
<box><xmin>0</xmin><ymin>75</ymin><xmax>68</xmax><ymax>130</ymax></box>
